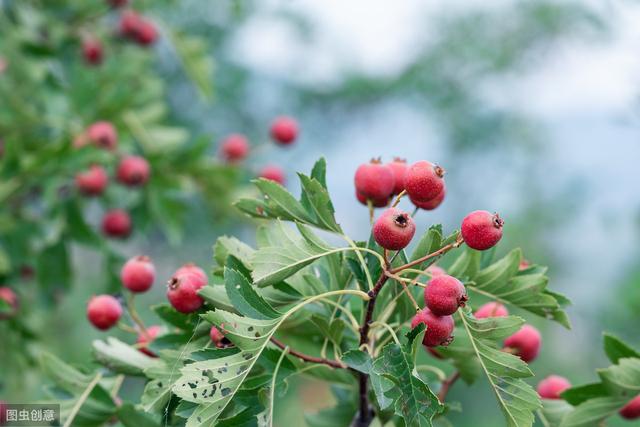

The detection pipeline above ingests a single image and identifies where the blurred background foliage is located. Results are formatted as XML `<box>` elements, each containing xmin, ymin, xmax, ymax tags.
<box><xmin>2</xmin><ymin>0</ymin><xmax>640</xmax><ymax>426</ymax></box>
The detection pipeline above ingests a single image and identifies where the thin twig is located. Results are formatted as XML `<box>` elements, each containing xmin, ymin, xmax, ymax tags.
<box><xmin>438</xmin><ymin>371</ymin><xmax>461</xmax><ymax>402</ymax></box>
<box><xmin>125</xmin><ymin>293</ymin><xmax>148</xmax><ymax>338</ymax></box>
<box><xmin>63</xmin><ymin>372</ymin><xmax>103</xmax><ymax>427</ymax></box>
<box><xmin>391</xmin><ymin>190</ymin><xmax>406</xmax><ymax>208</ymax></box>
<box><xmin>389</xmin><ymin>236</ymin><xmax>463</xmax><ymax>274</ymax></box>
<box><xmin>270</xmin><ymin>337</ymin><xmax>345</xmax><ymax>369</ymax></box>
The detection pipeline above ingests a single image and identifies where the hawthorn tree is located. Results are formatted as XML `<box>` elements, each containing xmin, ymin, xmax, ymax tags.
<box><xmin>32</xmin><ymin>157</ymin><xmax>640</xmax><ymax>427</ymax></box>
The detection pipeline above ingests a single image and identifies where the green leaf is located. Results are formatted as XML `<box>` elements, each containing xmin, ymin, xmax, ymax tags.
<box><xmin>559</xmin><ymin>396</ymin><xmax>628</xmax><ymax>427</ymax></box>
<box><xmin>305</xmin><ymin>386</ymin><xmax>357</xmax><ymax>427</ymax></box>
<box><xmin>371</xmin><ymin>341</ymin><xmax>443</xmax><ymax>426</ymax></box>
<box><xmin>448</xmin><ymin>247</ymin><xmax>481</xmax><ymax>279</ymax></box>
<box><xmin>458</xmin><ymin>311</ymin><xmax>540</xmax><ymax>426</ymax></box>
<box><xmin>93</xmin><ymin>337</ymin><xmax>162</xmax><ymax>376</ymax></box>
<box><xmin>462</xmin><ymin>249</ymin><xmax>570</xmax><ymax>329</ymax></box>
<box><xmin>538</xmin><ymin>400</ymin><xmax>573</xmax><ymax>427</ymax></box>
<box><xmin>603</xmin><ymin>333</ymin><xmax>640</xmax><ymax>364</ymax></box>
<box><xmin>152</xmin><ymin>303</ymin><xmax>198</xmax><ymax>331</ymax></box>
<box><xmin>224</xmin><ymin>267</ymin><xmax>282</xmax><ymax>319</ymax></box>
<box><xmin>250</xmin><ymin>222</ymin><xmax>342</xmax><ymax>287</ymax></box>
<box><xmin>597</xmin><ymin>357</ymin><xmax>640</xmax><ymax>396</ymax></box>
<box><xmin>341</xmin><ymin>350</ymin><xmax>372</xmax><ymax>374</ymax></box>
<box><xmin>169</xmin><ymin>31</ymin><xmax>214</xmax><ymax>100</ymax></box>
<box><xmin>310</xmin><ymin>157</ymin><xmax>328</xmax><ymax>188</ymax></box>
<box><xmin>214</xmin><ymin>236</ymin><xmax>255</xmax><ymax>268</ymax></box>
<box><xmin>561</xmin><ymin>383</ymin><xmax>608</xmax><ymax>406</ymax></box>
<box><xmin>298</xmin><ymin>173</ymin><xmax>342</xmax><ymax>233</ymax></box>
<box><xmin>117</xmin><ymin>403</ymin><xmax>161</xmax><ymax>427</ymax></box>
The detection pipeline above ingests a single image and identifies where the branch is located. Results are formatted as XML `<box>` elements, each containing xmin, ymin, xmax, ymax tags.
<box><xmin>270</xmin><ymin>337</ymin><xmax>345</xmax><ymax>369</ymax></box>
<box><xmin>437</xmin><ymin>371</ymin><xmax>460</xmax><ymax>402</ymax></box>
<box><xmin>389</xmin><ymin>235</ymin><xmax>463</xmax><ymax>274</ymax></box>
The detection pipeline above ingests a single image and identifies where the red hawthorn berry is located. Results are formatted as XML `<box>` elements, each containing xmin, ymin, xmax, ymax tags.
<box><xmin>0</xmin><ymin>287</ymin><xmax>18</xmax><ymax>320</ymax></box>
<box><xmin>461</xmin><ymin>210</ymin><xmax>504</xmax><ymax>251</ymax></box>
<box><xmin>167</xmin><ymin>273</ymin><xmax>206</xmax><ymax>313</ymax></box>
<box><xmin>373</xmin><ymin>208</ymin><xmax>416</xmax><ymax>250</ymax></box>
<box><xmin>519</xmin><ymin>259</ymin><xmax>531</xmax><ymax>270</ymax></box>
<box><xmin>87</xmin><ymin>121</ymin><xmax>117</xmax><ymax>150</ymax></box>
<box><xmin>75</xmin><ymin>165</ymin><xmax>108</xmax><ymax>196</ymax></box>
<box><xmin>410</xmin><ymin>186</ymin><xmax>445</xmax><ymax>211</ymax></box>
<box><xmin>82</xmin><ymin>38</ymin><xmax>103</xmax><ymax>66</ymax></box>
<box><xmin>117</xmin><ymin>155</ymin><xmax>150</xmax><ymax>187</ymax></box>
<box><xmin>356</xmin><ymin>190</ymin><xmax>388</xmax><ymax>208</ymax></box>
<box><xmin>620</xmin><ymin>395</ymin><xmax>640</xmax><ymax>420</ymax></box>
<box><xmin>135</xmin><ymin>19</ymin><xmax>158</xmax><ymax>46</ymax></box>
<box><xmin>175</xmin><ymin>263</ymin><xmax>208</xmax><ymax>287</ymax></box>
<box><xmin>475</xmin><ymin>302</ymin><xmax>509</xmax><ymax>319</ymax></box>
<box><xmin>136</xmin><ymin>325</ymin><xmax>163</xmax><ymax>357</ymax></box>
<box><xmin>354</xmin><ymin>159</ymin><xmax>395</xmax><ymax>203</ymax></box>
<box><xmin>210</xmin><ymin>326</ymin><xmax>225</xmax><ymax>348</ymax></box>
<box><xmin>107</xmin><ymin>0</ymin><xmax>128</xmax><ymax>7</ymax></box>
<box><xmin>270</xmin><ymin>116</ymin><xmax>298</xmax><ymax>145</ymax></box>
<box><xmin>220</xmin><ymin>134</ymin><xmax>249</xmax><ymax>163</ymax></box>
<box><xmin>425</xmin><ymin>274</ymin><xmax>467</xmax><ymax>316</ymax></box>
<box><xmin>87</xmin><ymin>295</ymin><xmax>122</xmax><ymax>330</ymax></box>
<box><xmin>121</xmin><ymin>256</ymin><xmax>155</xmax><ymax>293</ymax></box>
<box><xmin>119</xmin><ymin>10</ymin><xmax>141</xmax><ymax>37</ymax></box>
<box><xmin>386</xmin><ymin>158</ymin><xmax>408</xmax><ymax>195</ymax></box>
<box><xmin>259</xmin><ymin>165</ymin><xmax>286</xmax><ymax>185</ymax></box>
<box><xmin>102</xmin><ymin>209</ymin><xmax>132</xmax><ymax>239</ymax></box>
<box><xmin>537</xmin><ymin>375</ymin><xmax>571</xmax><ymax>399</ymax></box>
<box><xmin>404</xmin><ymin>161</ymin><xmax>445</xmax><ymax>203</ymax></box>
<box><xmin>426</xmin><ymin>265</ymin><xmax>446</xmax><ymax>277</ymax></box>
<box><xmin>504</xmin><ymin>324</ymin><xmax>541</xmax><ymax>363</ymax></box>
<box><xmin>411</xmin><ymin>308</ymin><xmax>455</xmax><ymax>347</ymax></box>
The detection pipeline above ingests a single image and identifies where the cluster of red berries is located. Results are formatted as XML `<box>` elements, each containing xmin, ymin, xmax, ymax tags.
<box><xmin>412</xmin><ymin>274</ymin><xmax>467</xmax><ymax>347</ymax></box>
<box><xmin>81</xmin><ymin>1</ymin><xmax>158</xmax><ymax>66</ymax></box>
<box><xmin>73</xmin><ymin>121</ymin><xmax>150</xmax><ymax>239</ymax></box>
<box><xmin>220</xmin><ymin>116</ymin><xmax>299</xmax><ymax>186</ymax></box>
<box><xmin>86</xmin><ymin>256</ymin><xmax>224</xmax><ymax>355</ymax></box>
<box><xmin>355</xmin><ymin>158</ymin><xmax>446</xmax><ymax>210</ymax></box>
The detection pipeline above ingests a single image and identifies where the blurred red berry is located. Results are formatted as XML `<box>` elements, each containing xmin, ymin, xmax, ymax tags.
<box><xmin>504</xmin><ymin>325</ymin><xmax>541</xmax><ymax>363</ymax></box>
<box><xmin>220</xmin><ymin>134</ymin><xmax>250</xmax><ymax>163</ymax></box>
<box><xmin>270</xmin><ymin>116</ymin><xmax>298</xmax><ymax>145</ymax></box>
<box><xmin>354</xmin><ymin>160</ymin><xmax>394</xmax><ymax>204</ymax></box>
<box><xmin>461</xmin><ymin>210</ymin><xmax>504</xmax><ymax>251</ymax></box>
<box><xmin>0</xmin><ymin>287</ymin><xmax>18</xmax><ymax>320</ymax></box>
<box><xmin>87</xmin><ymin>295</ymin><xmax>122</xmax><ymax>330</ymax></box>
<box><xmin>259</xmin><ymin>165</ymin><xmax>286</xmax><ymax>185</ymax></box>
<box><xmin>102</xmin><ymin>209</ymin><xmax>132</xmax><ymax>238</ymax></box>
<box><xmin>475</xmin><ymin>302</ymin><xmax>509</xmax><ymax>319</ymax></box>
<box><xmin>82</xmin><ymin>38</ymin><xmax>103</xmax><ymax>66</ymax></box>
<box><xmin>386</xmin><ymin>158</ymin><xmax>408</xmax><ymax>195</ymax></box>
<box><xmin>75</xmin><ymin>165</ymin><xmax>108</xmax><ymax>196</ymax></box>
<box><xmin>537</xmin><ymin>375</ymin><xmax>571</xmax><ymax>399</ymax></box>
<box><xmin>117</xmin><ymin>155</ymin><xmax>150</xmax><ymax>187</ymax></box>
<box><xmin>121</xmin><ymin>256</ymin><xmax>155</xmax><ymax>293</ymax></box>
<box><xmin>87</xmin><ymin>121</ymin><xmax>117</xmax><ymax>150</ymax></box>
<box><xmin>137</xmin><ymin>325</ymin><xmax>163</xmax><ymax>357</ymax></box>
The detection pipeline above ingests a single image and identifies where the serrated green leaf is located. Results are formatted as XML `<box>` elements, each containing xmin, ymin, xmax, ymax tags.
<box><xmin>538</xmin><ymin>399</ymin><xmax>573</xmax><ymax>427</ymax></box>
<box><xmin>93</xmin><ymin>337</ymin><xmax>162</xmax><ymax>376</ymax></box>
<box><xmin>603</xmin><ymin>333</ymin><xmax>640</xmax><ymax>364</ymax></box>
<box><xmin>561</xmin><ymin>383</ymin><xmax>608</xmax><ymax>406</ymax></box>
<box><xmin>298</xmin><ymin>173</ymin><xmax>342</xmax><ymax>233</ymax></box>
<box><xmin>448</xmin><ymin>246</ymin><xmax>482</xmax><ymax>279</ymax></box>
<box><xmin>224</xmin><ymin>267</ymin><xmax>282</xmax><ymax>319</ymax></box>
<box><xmin>117</xmin><ymin>403</ymin><xmax>161</xmax><ymax>427</ymax></box>
<box><xmin>559</xmin><ymin>396</ymin><xmax>628</xmax><ymax>427</ymax></box>
<box><xmin>214</xmin><ymin>236</ymin><xmax>255</xmax><ymax>268</ymax></box>
<box><xmin>250</xmin><ymin>222</ymin><xmax>343</xmax><ymax>287</ymax></box>
<box><xmin>458</xmin><ymin>311</ymin><xmax>540</xmax><ymax>426</ymax></box>
<box><xmin>597</xmin><ymin>357</ymin><xmax>640</xmax><ymax>396</ymax></box>
<box><xmin>152</xmin><ymin>303</ymin><xmax>198</xmax><ymax>330</ymax></box>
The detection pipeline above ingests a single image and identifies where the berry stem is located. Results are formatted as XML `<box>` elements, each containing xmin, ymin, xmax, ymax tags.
<box><xmin>270</xmin><ymin>337</ymin><xmax>345</xmax><ymax>369</ymax></box>
<box><xmin>437</xmin><ymin>371</ymin><xmax>460</xmax><ymax>402</ymax></box>
<box><xmin>125</xmin><ymin>293</ymin><xmax>149</xmax><ymax>338</ymax></box>
<box><xmin>367</xmin><ymin>200</ymin><xmax>374</xmax><ymax>226</ymax></box>
<box><xmin>391</xmin><ymin>190</ymin><xmax>406</xmax><ymax>208</ymax></box>
<box><xmin>389</xmin><ymin>235</ymin><xmax>464</xmax><ymax>274</ymax></box>
<box><xmin>117</xmin><ymin>322</ymin><xmax>138</xmax><ymax>334</ymax></box>
<box><xmin>384</xmin><ymin>271</ymin><xmax>420</xmax><ymax>310</ymax></box>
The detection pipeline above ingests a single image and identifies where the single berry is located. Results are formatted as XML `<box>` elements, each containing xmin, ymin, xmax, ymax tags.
<box><xmin>425</xmin><ymin>274</ymin><xmax>467</xmax><ymax>316</ymax></box>
<box><xmin>121</xmin><ymin>256</ymin><xmax>155</xmax><ymax>293</ymax></box>
<box><xmin>117</xmin><ymin>155</ymin><xmax>150</xmax><ymax>187</ymax></box>
<box><xmin>356</xmin><ymin>190</ymin><xmax>388</xmax><ymax>208</ymax></box>
<box><xmin>537</xmin><ymin>375</ymin><xmax>571</xmax><ymax>399</ymax></box>
<box><xmin>107</xmin><ymin>0</ymin><xmax>128</xmax><ymax>7</ymax></box>
<box><xmin>87</xmin><ymin>295</ymin><xmax>122</xmax><ymax>330</ymax></box>
<box><xmin>175</xmin><ymin>263</ymin><xmax>208</xmax><ymax>287</ymax></box>
<box><xmin>504</xmin><ymin>324</ymin><xmax>541</xmax><ymax>363</ymax></box>
<box><xmin>102</xmin><ymin>209</ymin><xmax>132</xmax><ymax>238</ymax></box>
<box><xmin>220</xmin><ymin>134</ymin><xmax>249</xmax><ymax>163</ymax></box>
<box><xmin>410</xmin><ymin>187</ymin><xmax>445</xmax><ymax>211</ymax></box>
<box><xmin>119</xmin><ymin>10</ymin><xmax>141</xmax><ymax>37</ymax></box>
<box><xmin>373</xmin><ymin>208</ymin><xmax>416</xmax><ymax>250</ymax></box>
<box><xmin>259</xmin><ymin>165</ymin><xmax>286</xmax><ymax>185</ymax></box>
<box><xmin>0</xmin><ymin>287</ymin><xmax>19</xmax><ymax>320</ymax></box>
<box><xmin>519</xmin><ymin>259</ymin><xmax>531</xmax><ymax>270</ymax></box>
<box><xmin>136</xmin><ymin>325</ymin><xmax>163</xmax><ymax>357</ymax></box>
<box><xmin>386</xmin><ymin>158</ymin><xmax>408</xmax><ymax>195</ymax></box>
<box><xmin>75</xmin><ymin>165</ymin><xmax>108</xmax><ymax>196</ymax></box>
<box><xmin>426</xmin><ymin>265</ymin><xmax>446</xmax><ymax>277</ymax></box>
<box><xmin>87</xmin><ymin>121</ymin><xmax>117</xmax><ymax>150</ymax></box>
<box><xmin>620</xmin><ymin>395</ymin><xmax>640</xmax><ymax>420</ymax></box>
<box><xmin>404</xmin><ymin>161</ymin><xmax>445</xmax><ymax>203</ymax></box>
<box><xmin>411</xmin><ymin>308</ymin><xmax>455</xmax><ymax>347</ymax></box>
<box><xmin>475</xmin><ymin>302</ymin><xmax>509</xmax><ymax>318</ymax></box>
<box><xmin>270</xmin><ymin>116</ymin><xmax>298</xmax><ymax>145</ymax></box>
<box><xmin>167</xmin><ymin>273</ymin><xmax>206</xmax><ymax>313</ymax></box>
<box><xmin>461</xmin><ymin>210</ymin><xmax>504</xmax><ymax>251</ymax></box>
<box><xmin>210</xmin><ymin>326</ymin><xmax>226</xmax><ymax>348</ymax></box>
<box><xmin>135</xmin><ymin>19</ymin><xmax>158</xmax><ymax>46</ymax></box>
<box><xmin>354</xmin><ymin>159</ymin><xmax>395</xmax><ymax>203</ymax></box>
<box><xmin>82</xmin><ymin>38</ymin><xmax>103</xmax><ymax>66</ymax></box>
